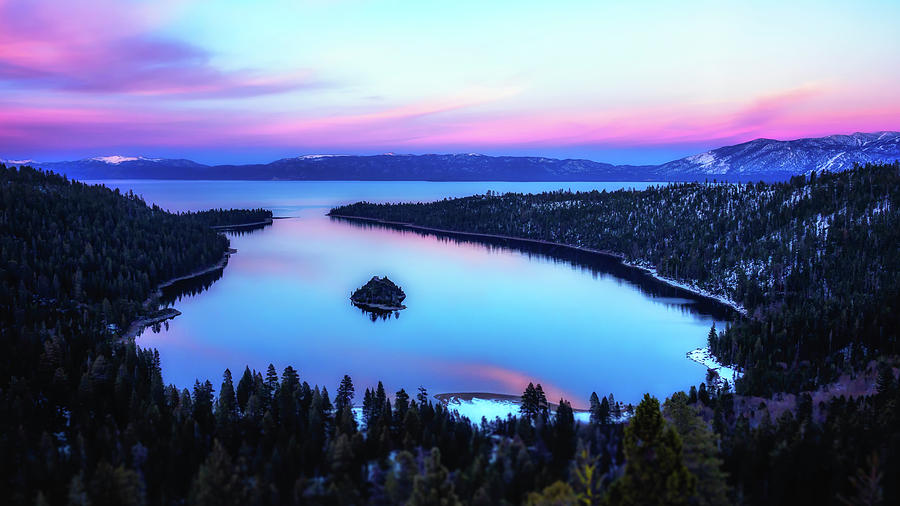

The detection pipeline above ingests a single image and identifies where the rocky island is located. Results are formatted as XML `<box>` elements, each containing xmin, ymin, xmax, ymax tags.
<box><xmin>350</xmin><ymin>276</ymin><xmax>407</xmax><ymax>312</ymax></box>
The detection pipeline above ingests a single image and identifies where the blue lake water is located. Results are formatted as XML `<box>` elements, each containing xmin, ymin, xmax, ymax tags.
<box><xmin>97</xmin><ymin>180</ymin><xmax>731</xmax><ymax>408</ymax></box>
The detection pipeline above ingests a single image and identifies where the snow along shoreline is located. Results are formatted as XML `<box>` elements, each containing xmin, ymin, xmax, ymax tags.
<box><xmin>686</xmin><ymin>347</ymin><xmax>742</xmax><ymax>385</ymax></box>
<box><xmin>629</xmin><ymin>261</ymin><xmax>748</xmax><ymax>316</ymax></box>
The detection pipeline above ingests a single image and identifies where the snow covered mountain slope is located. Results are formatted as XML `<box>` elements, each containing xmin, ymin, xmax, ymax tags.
<box><xmin>657</xmin><ymin>132</ymin><xmax>900</xmax><ymax>181</ymax></box>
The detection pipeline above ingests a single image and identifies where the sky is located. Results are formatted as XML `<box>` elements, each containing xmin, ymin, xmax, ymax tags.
<box><xmin>1</xmin><ymin>0</ymin><xmax>899</xmax><ymax>165</ymax></box>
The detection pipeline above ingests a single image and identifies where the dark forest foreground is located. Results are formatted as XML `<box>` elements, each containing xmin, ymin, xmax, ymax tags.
<box><xmin>2</xmin><ymin>164</ymin><xmax>899</xmax><ymax>505</ymax></box>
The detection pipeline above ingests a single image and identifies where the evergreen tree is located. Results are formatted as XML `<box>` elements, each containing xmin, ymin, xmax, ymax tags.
<box><xmin>521</xmin><ymin>383</ymin><xmax>538</xmax><ymax>420</ymax></box>
<box><xmin>408</xmin><ymin>448</ymin><xmax>462</xmax><ymax>506</ymax></box>
<box><xmin>385</xmin><ymin>450</ymin><xmax>417</xmax><ymax>504</ymax></box>
<box><xmin>264</xmin><ymin>364</ymin><xmax>279</xmax><ymax>399</ymax></box>
<box><xmin>535</xmin><ymin>384</ymin><xmax>550</xmax><ymax>418</ymax></box>
<box><xmin>417</xmin><ymin>386</ymin><xmax>429</xmax><ymax>405</ymax></box>
<box><xmin>524</xmin><ymin>481</ymin><xmax>578</xmax><ymax>505</ymax></box>
<box><xmin>553</xmin><ymin>399</ymin><xmax>577</xmax><ymax>470</ymax></box>
<box><xmin>394</xmin><ymin>388</ymin><xmax>410</xmax><ymax>420</ymax></box>
<box><xmin>707</xmin><ymin>323</ymin><xmax>718</xmax><ymax>349</ymax></box>
<box><xmin>876</xmin><ymin>363</ymin><xmax>896</xmax><ymax>396</ymax></box>
<box><xmin>589</xmin><ymin>392</ymin><xmax>601</xmax><ymax>424</ymax></box>
<box><xmin>599</xmin><ymin>396</ymin><xmax>611</xmax><ymax>424</ymax></box>
<box><xmin>570</xmin><ymin>444</ymin><xmax>606</xmax><ymax>505</ymax></box>
<box><xmin>88</xmin><ymin>462</ymin><xmax>147</xmax><ymax>506</ymax></box>
<box><xmin>336</xmin><ymin>374</ymin><xmax>355</xmax><ymax>412</ymax></box>
<box><xmin>188</xmin><ymin>441</ymin><xmax>248</xmax><ymax>506</ymax></box>
<box><xmin>606</xmin><ymin>394</ymin><xmax>696</xmax><ymax>506</ymax></box>
<box><xmin>663</xmin><ymin>392</ymin><xmax>730</xmax><ymax>506</ymax></box>
<box><xmin>236</xmin><ymin>366</ymin><xmax>253</xmax><ymax>412</ymax></box>
<box><xmin>217</xmin><ymin>369</ymin><xmax>237</xmax><ymax>419</ymax></box>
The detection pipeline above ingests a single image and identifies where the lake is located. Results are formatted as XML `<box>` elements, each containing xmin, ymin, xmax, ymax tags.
<box><xmin>98</xmin><ymin>180</ymin><xmax>732</xmax><ymax>408</ymax></box>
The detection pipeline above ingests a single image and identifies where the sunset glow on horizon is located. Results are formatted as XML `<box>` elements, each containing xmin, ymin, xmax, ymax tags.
<box><xmin>2</xmin><ymin>0</ymin><xmax>899</xmax><ymax>164</ymax></box>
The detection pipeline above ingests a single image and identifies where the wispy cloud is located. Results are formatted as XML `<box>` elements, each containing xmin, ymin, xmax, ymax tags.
<box><xmin>0</xmin><ymin>0</ymin><xmax>316</xmax><ymax>98</ymax></box>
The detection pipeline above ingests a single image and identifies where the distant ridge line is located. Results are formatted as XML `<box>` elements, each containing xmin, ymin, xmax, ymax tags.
<box><xmin>4</xmin><ymin>131</ymin><xmax>899</xmax><ymax>182</ymax></box>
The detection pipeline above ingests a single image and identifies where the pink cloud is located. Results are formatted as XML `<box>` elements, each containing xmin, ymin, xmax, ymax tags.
<box><xmin>1</xmin><ymin>79</ymin><xmax>897</xmax><ymax>158</ymax></box>
<box><xmin>0</xmin><ymin>0</ymin><xmax>315</xmax><ymax>98</ymax></box>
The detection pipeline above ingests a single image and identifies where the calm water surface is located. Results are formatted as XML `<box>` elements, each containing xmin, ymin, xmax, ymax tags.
<box><xmin>98</xmin><ymin>180</ymin><xmax>730</xmax><ymax>407</ymax></box>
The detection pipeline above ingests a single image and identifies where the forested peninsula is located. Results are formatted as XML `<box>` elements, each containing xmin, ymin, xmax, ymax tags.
<box><xmin>331</xmin><ymin>163</ymin><xmax>900</xmax><ymax>394</ymax></box>
<box><xmin>3</xmin><ymin>164</ymin><xmax>900</xmax><ymax>505</ymax></box>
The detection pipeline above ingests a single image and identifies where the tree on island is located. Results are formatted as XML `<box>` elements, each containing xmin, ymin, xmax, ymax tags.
<box><xmin>350</xmin><ymin>276</ymin><xmax>406</xmax><ymax>309</ymax></box>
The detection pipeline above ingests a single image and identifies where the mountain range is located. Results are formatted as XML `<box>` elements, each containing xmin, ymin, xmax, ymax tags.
<box><xmin>4</xmin><ymin>131</ymin><xmax>899</xmax><ymax>182</ymax></box>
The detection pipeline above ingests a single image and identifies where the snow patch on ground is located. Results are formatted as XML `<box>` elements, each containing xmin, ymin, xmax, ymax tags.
<box><xmin>442</xmin><ymin>396</ymin><xmax>603</xmax><ymax>425</ymax></box>
<box><xmin>686</xmin><ymin>347</ymin><xmax>742</xmax><ymax>385</ymax></box>
<box><xmin>687</xmin><ymin>152</ymin><xmax>716</xmax><ymax>167</ymax></box>
<box><xmin>445</xmin><ymin>397</ymin><xmax>521</xmax><ymax>423</ymax></box>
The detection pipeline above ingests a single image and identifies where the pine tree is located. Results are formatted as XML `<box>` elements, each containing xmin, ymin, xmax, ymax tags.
<box><xmin>385</xmin><ymin>450</ymin><xmax>417</xmax><ymax>504</ymax></box>
<box><xmin>264</xmin><ymin>364</ymin><xmax>279</xmax><ymax>400</ymax></box>
<box><xmin>188</xmin><ymin>441</ymin><xmax>247</xmax><ymax>506</ymax></box>
<box><xmin>524</xmin><ymin>481</ymin><xmax>577</xmax><ymax>505</ymax></box>
<box><xmin>408</xmin><ymin>448</ymin><xmax>461</xmax><ymax>506</ymax></box>
<box><xmin>606</xmin><ymin>394</ymin><xmax>696</xmax><ymax>506</ymax></box>
<box><xmin>417</xmin><ymin>385</ymin><xmax>429</xmax><ymax>405</ymax></box>
<box><xmin>663</xmin><ymin>392</ymin><xmax>730</xmax><ymax>506</ymax></box>
<box><xmin>362</xmin><ymin>388</ymin><xmax>375</xmax><ymax>426</ymax></box>
<box><xmin>521</xmin><ymin>383</ymin><xmax>538</xmax><ymax>420</ymax></box>
<box><xmin>875</xmin><ymin>363</ymin><xmax>895</xmax><ymax>396</ymax></box>
<box><xmin>589</xmin><ymin>392</ymin><xmax>601</xmax><ymax>424</ymax></box>
<box><xmin>218</xmin><ymin>369</ymin><xmax>236</xmax><ymax>414</ymax></box>
<box><xmin>375</xmin><ymin>381</ymin><xmax>387</xmax><ymax>413</ymax></box>
<box><xmin>236</xmin><ymin>366</ymin><xmax>253</xmax><ymax>412</ymax></box>
<box><xmin>88</xmin><ymin>462</ymin><xmax>147</xmax><ymax>506</ymax></box>
<box><xmin>535</xmin><ymin>384</ymin><xmax>550</xmax><ymax>418</ymax></box>
<box><xmin>553</xmin><ymin>399</ymin><xmax>577</xmax><ymax>469</ymax></box>
<box><xmin>600</xmin><ymin>396</ymin><xmax>612</xmax><ymax>424</ymax></box>
<box><xmin>569</xmin><ymin>443</ymin><xmax>606</xmax><ymax>505</ymax></box>
<box><xmin>336</xmin><ymin>374</ymin><xmax>354</xmax><ymax>412</ymax></box>
<box><xmin>394</xmin><ymin>388</ymin><xmax>410</xmax><ymax>420</ymax></box>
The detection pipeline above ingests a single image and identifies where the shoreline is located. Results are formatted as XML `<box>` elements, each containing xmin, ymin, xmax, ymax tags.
<box><xmin>211</xmin><ymin>218</ymin><xmax>274</xmax><ymax>230</ymax></box>
<box><xmin>686</xmin><ymin>347</ymin><xmax>743</xmax><ymax>385</ymax></box>
<box><xmin>119</xmin><ymin>247</ymin><xmax>235</xmax><ymax>342</ymax></box>
<box><xmin>120</xmin><ymin>216</ymin><xmax>274</xmax><ymax>343</ymax></box>
<box><xmin>351</xmin><ymin>300</ymin><xmax>406</xmax><ymax>312</ymax></box>
<box><xmin>329</xmin><ymin>214</ymin><xmax>746</xmax><ymax>315</ymax></box>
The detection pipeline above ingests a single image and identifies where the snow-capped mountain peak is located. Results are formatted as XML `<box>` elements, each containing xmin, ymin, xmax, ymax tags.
<box><xmin>91</xmin><ymin>156</ymin><xmax>140</xmax><ymax>164</ymax></box>
<box><xmin>296</xmin><ymin>154</ymin><xmax>347</xmax><ymax>160</ymax></box>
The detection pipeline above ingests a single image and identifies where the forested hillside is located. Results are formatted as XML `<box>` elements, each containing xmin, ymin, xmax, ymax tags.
<box><xmin>331</xmin><ymin>163</ymin><xmax>900</xmax><ymax>394</ymax></box>
<box><xmin>0</xmin><ymin>166</ymin><xmax>620</xmax><ymax>505</ymax></box>
<box><xmin>4</xmin><ymin>164</ymin><xmax>899</xmax><ymax>505</ymax></box>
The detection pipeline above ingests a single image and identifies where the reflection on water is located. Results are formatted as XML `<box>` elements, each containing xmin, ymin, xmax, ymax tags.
<box><xmin>333</xmin><ymin>216</ymin><xmax>736</xmax><ymax>321</ymax></box>
<box><xmin>97</xmin><ymin>180</ymin><xmax>732</xmax><ymax>407</ymax></box>
<box><xmin>159</xmin><ymin>224</ymin><xmax>271</xmax><ymax>306</ymax></box>
<box><xmin>351</xmin><ymin>302</ymin><xmax>403</xmax><ymax>322</ymax></box>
